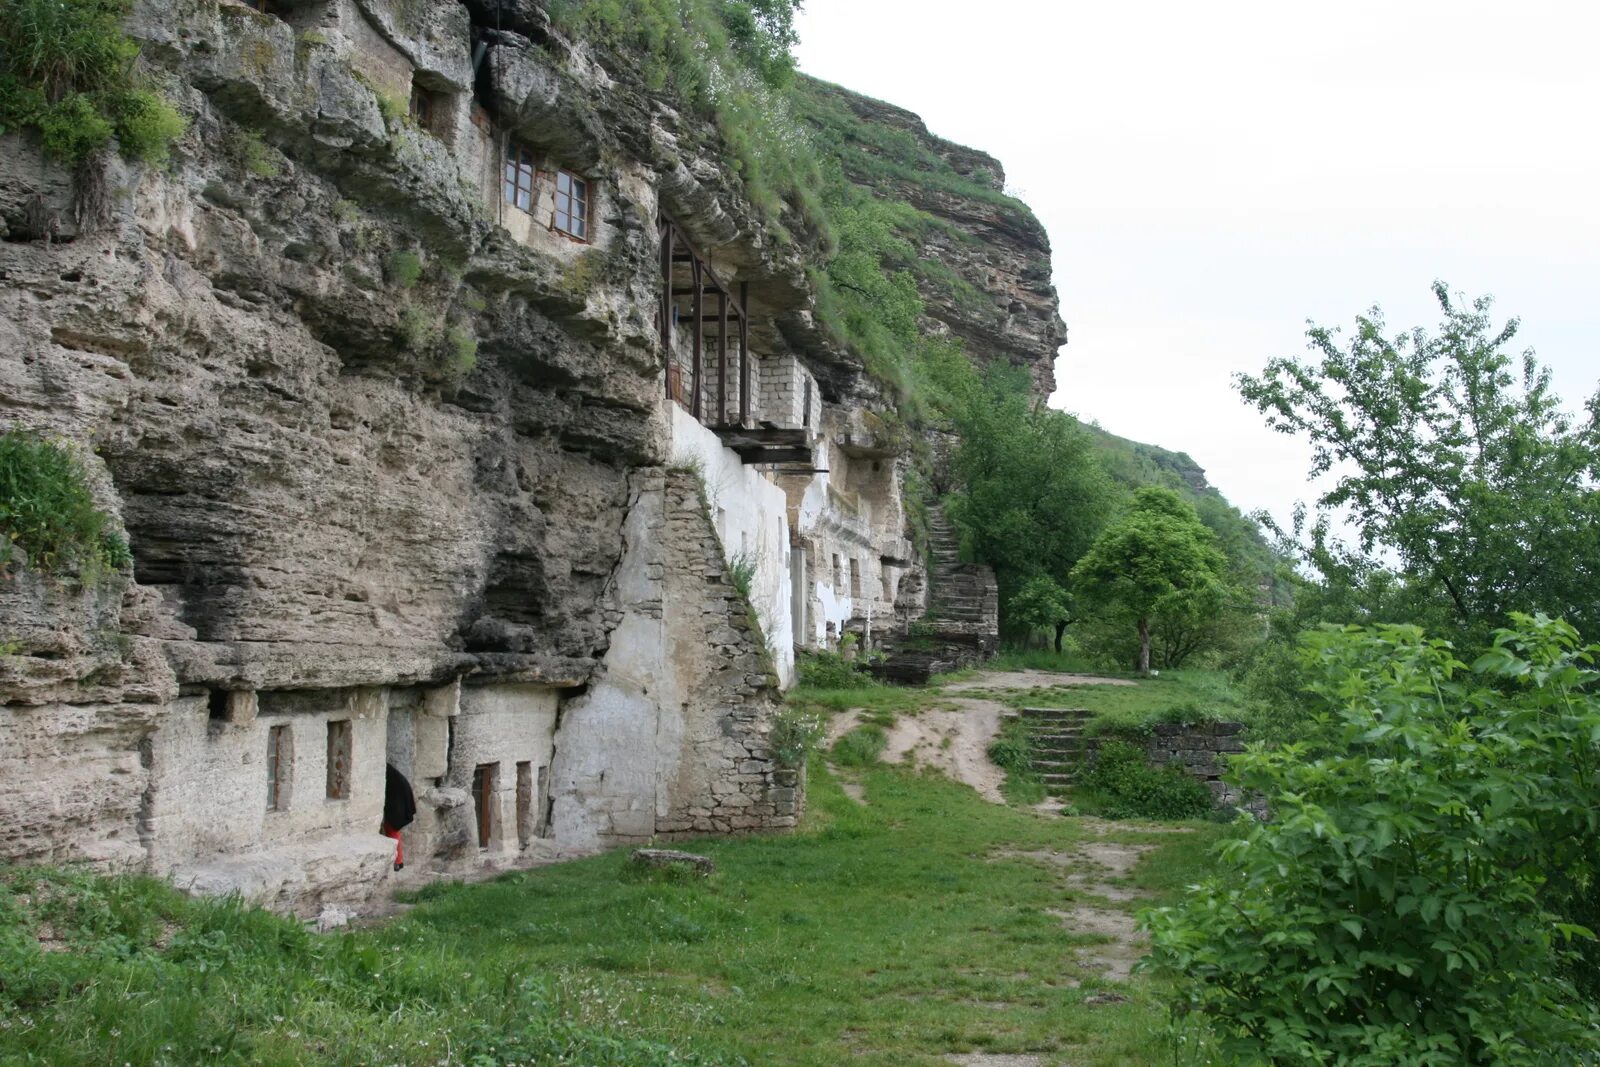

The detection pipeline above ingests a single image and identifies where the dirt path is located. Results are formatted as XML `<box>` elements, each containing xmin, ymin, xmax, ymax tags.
<box><xmin>826</xmin><ymin>695</ymin><xmax>1009</xmax><ymax>803</ymax></box>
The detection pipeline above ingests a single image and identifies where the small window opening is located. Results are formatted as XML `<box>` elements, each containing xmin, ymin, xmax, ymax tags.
<box><xmin>409</xmin><ymin>85</ymin><xmax>451</xmax><ymax>141</ymax></box>
<box><xmin>849</xmin><ymin>559</ymin><xmax>861</xmax><ymax>599</ymax></box>
<box><xmin>326</xmin><ymin>720</ymin><xmax>352</xmax><ymax>800</ymax></box>
<box><xmin>552</xmin><ymin>170</ymin><xmax>589</xmax><ymax>240</ymax></box>
<box><xmin>832</xmin><ymin>554</ymin><xmax>842</xmax><ymax>589</ymax></box>
<box><xmin>472</xmin><ymin>763</ymin><xmax>499</xmax><ymax>849</ymax></box>
<box><xmin>503</xmin><ymin>142</ymin><xmax>536</xmax><ymax>213</ymax></box>
<box><xmin>266</xmin><ymin>725</ymin><xmax>292</xmax><ymax>811</ymax></box>
<box><xmin>207</xmin><ymin>689</ymin><xmax>229</xmax><ymax>722</ymax></box>
<box><xmin>515</xmin><ymin>761</ymin><xmax>534</xmax><ymax>849</ymax></box>
<box><xmin>240</xmin><ymin>0</ymin><xmax>281</xmax><ymax>15</ymax></box>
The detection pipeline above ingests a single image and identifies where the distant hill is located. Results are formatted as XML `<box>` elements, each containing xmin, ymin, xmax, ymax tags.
<box><xmin>1085</xmin><ymin>425</ymin><xmax>1281</xmax><ymax>590</ymax></box>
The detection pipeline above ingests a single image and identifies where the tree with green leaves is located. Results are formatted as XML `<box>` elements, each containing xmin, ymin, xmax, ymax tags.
<box><xmin>1070</xmin><ymin>487</ymin><xmax>1227</xmax><ymax>674</ymax></box>
<box><xmin>944</xmin><ymin>369</ymin><xmax>1115</xmax><ymax>642</ymax></box>
<box><xmin>1237</xmin><ymin>283</ymin><xmax>1600</xmax><ymax>643</ymax></box>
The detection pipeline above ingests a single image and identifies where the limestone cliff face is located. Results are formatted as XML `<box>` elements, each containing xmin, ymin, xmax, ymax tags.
<box><xmin>0</xmin><ymin>0</ymin><xmax>817</xmax><ymax>903</ymax></box>
<box><xmin>0</xmin><ymin>0</ymin><xmax>1058</xmax><ymax>909</ymax></box>
<box><xmin>799</xmin><ymin>78</ymin><xmax>1065</xmax><ymax>397</ymax></box>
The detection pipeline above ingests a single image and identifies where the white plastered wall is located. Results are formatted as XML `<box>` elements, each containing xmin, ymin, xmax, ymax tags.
<box><xmin>668</xmin><ymin>403</ymin><xmax>796</xmax><ymax>687</ymax></box>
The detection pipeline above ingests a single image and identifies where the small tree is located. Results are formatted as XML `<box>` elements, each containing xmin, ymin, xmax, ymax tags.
<box><xmin>1070</xmin><ymin>488</ymin><xmax>1226</xmax><ymax>674</ymax></box>
<box><xmin>1006</xmin><ymin>574</ymin><xmax>1077</xmax><ymax>652</ymax></box>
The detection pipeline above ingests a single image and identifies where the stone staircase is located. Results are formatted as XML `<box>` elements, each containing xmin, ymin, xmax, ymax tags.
<box><xmin>1017</xmin><ymin>706</ymin><xmax>1094</xmax><ymax>794</ymax></box>
<box><xmin>872</xmin><ymin>504</ymin><xmax>1000</xmax><ymax>685</ymax></box>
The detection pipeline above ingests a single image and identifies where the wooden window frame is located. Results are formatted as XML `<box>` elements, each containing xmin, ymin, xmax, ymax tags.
<box><xmin>326</xmin><ymin>719</ymin><xmax>352</xmax><ymax>801</ymax></box>
<box><xmin>409</xmin><ymin>85</ymin><xmax>448</xmax><ymax>141</ymax></box>
<box><xmin>503</xmin><ymin>141</ymin><xmax>536</xmax><ymax>214</ymax></box>
<box><xmin>471</xmin><ymin>763</ymin><xmax>499</xmax><ymax>849</ymax></box>
<box><xmin>551</xmin><ymin>169</ymin><xmax>591</xmax><ymax>242</ymax></box>
<box><xmin>266</xmin><ymin>724</ymin><xmax>292</xmax><ymax>812</ymax></box>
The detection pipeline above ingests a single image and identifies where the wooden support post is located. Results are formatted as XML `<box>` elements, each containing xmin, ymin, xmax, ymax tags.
<box><xmin>717</xmin><ymin>289</ymin><xmax>729</xmax><ymax>428</ymax></box>
<box><xmin>659</xmin><ymin>222</ymin><xmax>673</xmax><ymax>398</ymax></box>
<box><xmin>691</xmin><ymin>259</ymin><xmax>703</xmax><ymax>421</ymax></box>
<box><xmin>739</xmin><ymin>281</ymin><xmax>751</xmax><ymax>428</ymax></box>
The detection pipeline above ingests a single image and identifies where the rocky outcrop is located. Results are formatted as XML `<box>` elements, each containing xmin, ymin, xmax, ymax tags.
<box><xmin>0</xmin><ymin>0</ymin><xmax>820</xmax><ymax>908</ymax></box>
<box><xmin>800</xmin><ymin>78</ymin><xmax>1065</xmax><ymax>397</ymax></box>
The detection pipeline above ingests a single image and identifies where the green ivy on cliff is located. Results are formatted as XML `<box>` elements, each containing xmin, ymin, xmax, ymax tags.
<box><xmin>0</xmin><ymin>0</ymin><xmax>185</xmax><ymax>164</ymax></box>
<box><xmin>0</xmin><ymin>430</ymin><xmax>131</xmax><ymax>580</ymax></box>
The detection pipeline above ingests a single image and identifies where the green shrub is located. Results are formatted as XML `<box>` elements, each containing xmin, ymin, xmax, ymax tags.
<box><xmin>0</xmin><ymin>0</ymin><xmax>186</xmax><ymax>164</ymax></box>
<box><xmin>830</xmin><ymin>724</ymin><xmax>887</xmax><ymax>767</ymax></box>
<box><xmin>987</xmin><ymin>717</ymin><xmax>1045</xmax><ymax>805</ymax></box>
<box><xmin>386</xmin><ymin>250</ymin><xmax>424</xmax><ymax>289</ymax></box>
<box><xmin>986</xmin><ymin>718</ymin><xmax>1035</xmax><ymax>776</ymax></box>
<box><xmin>1077</xmin><ymin>740</ymin><xmax>1212</xmax><ymax>820</ymax></box>
<box><xmin>225</xmin><ymin>127</ymin><xmax>279</xmax><ymax>178</ymax></box>
<box><xmin>0</xmin><ymin>430</ymin><xmax>130</xmax><ymax>580</ymax></box>
<box><xmin>727</xmin><ymin>550</ymin><xmax>756</xmax><ymax>600</ymax></box>
<box><xmin>796</xmin><ymin>650</ymin><xmax>869</xmax><ymax>689</ymax></box>
<box><xmin>1143</xmin><ymin>618</ymin><xmax>1600</xmax><ymax>1063</ymax></box>
<box><xmin>445</xmin><ymin>326</ymin><xmax>477</xmax><ymax>376</ymax></box>
<box><xmin>770</xmin><ymin>705</ymin><xmax>823</xmax><ymax>770</ymax></box>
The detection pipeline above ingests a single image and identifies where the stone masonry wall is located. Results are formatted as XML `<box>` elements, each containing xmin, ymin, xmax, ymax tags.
<box><xmin>1090</xmin><ymin>722</ymin><xmax>1264</xmax><ymax>815</ymax></box>
<box><xmin>654</xmin><ymin>472</ymin><xmax>801</xmax><ymax>836</ymax></box>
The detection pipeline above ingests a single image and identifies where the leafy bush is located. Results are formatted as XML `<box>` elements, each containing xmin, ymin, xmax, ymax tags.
<box><xmin>986</xmin><ymin>718</ymin><xmax>1034</xmax><ymax>776</ymax></box>
<box><xmin>386</xmin><ymin>249</ymin><xmax>424</xmax><ymax>289</ymax></box>
<box><xmin>796</xmin><ymin>650</ymin><xmax>869</xmax><ymax>689</ymax></box>
<box><xmin>0</xmin><ymin>0</ymin><xmax>186</xmax><ymax>164</ymax></box>
<box><xmin>830</xmin><ymin>724</ymin><xmax>887</xmax><ymax>767</ymax></box>
<box><xmin>1077</xmin><ymin>740</ymin><xmax>1213</xmax><ymax>820</ymax></box>
<box><xmin>769</xmin><ymin>705</ymin><xmax>823</xmax><ymax>770</ymax></box>
<box><xmin>0</xmin><ymin>430</ymin><xmax>130</xmax><ymax>580</ymax></box>
<box><xmin>1143</xmin><ymin>618</ymin><xmax>1600</xmax><ymax>1064</ymax></box>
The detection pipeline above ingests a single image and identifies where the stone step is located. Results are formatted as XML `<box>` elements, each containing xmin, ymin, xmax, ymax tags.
<box><xmin>1020</xmin><ymin>712</ymin><xmax>1093</xmax><ymax>725</ymax></box>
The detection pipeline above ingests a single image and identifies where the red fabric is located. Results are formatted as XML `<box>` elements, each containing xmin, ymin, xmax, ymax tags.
<box><xmin>380</xmin><ymin>824</ymin><xmax>404</xmax><ymax>868</ymax></box>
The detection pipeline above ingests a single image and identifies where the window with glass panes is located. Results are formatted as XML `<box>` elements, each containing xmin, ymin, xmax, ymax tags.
<box><xmin>503</xmin><ymin>142</ymin><xmax>535</xmax><ymax>212</ymax></box>
<box><xmin>553</xmin><ymin>170</ymin><xmax>589</xmax><ymax>239</ymax></box>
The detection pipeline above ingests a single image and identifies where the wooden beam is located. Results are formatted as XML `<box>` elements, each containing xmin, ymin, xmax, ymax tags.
<box><xmin>659</xmin><ymin>210</ymin><xmax>746</xmax><ymax>320</ymax></box>
<box><xmin>691</xmin><ymin>258</ymin><xmax>702</xmax><ymax>421</ymax></box>
<box><xmin>739</xmin><ymin>280</ymin><xmax>751</xmax><ymax>428</ymax></box>
<box><xmin>717</xmin><ymin>289</ymin><xmax>728</xmax><ymax>428</ymax></box>
<box><xmin>735</xmin><ymin>447</ymin><xmax>814</xmax><ymax>465</ymax></box>
<box><xmin>659</xmin><ymin>221</ymin><xmax>674</xmax><ymax>398</ymax></box>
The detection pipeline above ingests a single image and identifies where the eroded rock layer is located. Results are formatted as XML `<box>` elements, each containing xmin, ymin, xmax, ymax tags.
<box><xmin>0</xmin><ymin>0</ymin><xmax>1059</xmax><ymax>914</ymax></box>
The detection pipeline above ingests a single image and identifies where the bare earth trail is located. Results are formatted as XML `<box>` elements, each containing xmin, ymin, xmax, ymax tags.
<box><xmin>826</xmin><ymin>668</ymin><xmax>1190</xmax><ymax>1067</ymax></box>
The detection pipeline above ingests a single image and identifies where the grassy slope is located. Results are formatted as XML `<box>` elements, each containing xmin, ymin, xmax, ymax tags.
<box><xmin>0</xmin><ymin>765</ymin><xmax>1219</xmax><ymax>1066</ymax></box>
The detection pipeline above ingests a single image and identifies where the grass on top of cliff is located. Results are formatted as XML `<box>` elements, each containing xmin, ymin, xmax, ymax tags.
<box><xmin>0</xmin><ymin>768</ymin><xmax>1220</xmax><ymax>1067</ymax></box>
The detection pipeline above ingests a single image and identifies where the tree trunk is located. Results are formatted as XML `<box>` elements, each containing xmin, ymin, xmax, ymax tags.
<box><xmin>1053</xmin><ymin>620</ymin><xmax>1067</xmax><ymax>653</ymax></box>
<box><xmin>1137</xmin><ymin>615</ymin><xmax>1151</xmax><ymax>675</ymax></box>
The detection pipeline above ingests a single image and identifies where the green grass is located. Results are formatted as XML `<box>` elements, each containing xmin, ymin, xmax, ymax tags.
<box><xmin>786</xmin><ymin>681</ymin><xmax>933</xmax><ymax>720</ymax></box>
<box><xmin>985</xmin><ymin>648</ymin><xmax>1110</xmax><ymax>674</ymax></box>
<box><xmin>0</xmin><ymin>766</ymin><xmax>1219</xmax><ymax>1066</ymax></box>
<box><xmin>995</xmin><ymin>670</ymin><xmax>1247</xmax><ymax>738</ymax></box>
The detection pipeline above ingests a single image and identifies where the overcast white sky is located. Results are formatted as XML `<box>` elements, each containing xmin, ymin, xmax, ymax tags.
<box><xmin>793</xmin><ymin>0</ymin><xmax>1600</xmax><ymax>528</ymax></box>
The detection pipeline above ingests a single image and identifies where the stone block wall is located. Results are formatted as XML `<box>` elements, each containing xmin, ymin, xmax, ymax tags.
<box><xmin>1091</xmin><ymin>722</ymin><xmax>1265</xmax><ymax>816</ymax></box>
<box><xmin>758</xmin><ymin>353</ymin><xmax>816</xmax><ymax>431</ymax></box>
<box><xmin>654</xmin><ymin>471</ymin><xmax>801</xmax><ymax>836</ymax></box>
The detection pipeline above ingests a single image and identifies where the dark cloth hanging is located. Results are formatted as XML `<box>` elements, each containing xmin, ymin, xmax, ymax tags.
<box><xmin>383</xmin><ymin>764</ymin><xmax>417</xmax><ymax>832</ymax></box>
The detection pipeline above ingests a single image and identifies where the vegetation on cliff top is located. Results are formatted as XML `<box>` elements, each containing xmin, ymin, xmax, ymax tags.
<box><xmin>0</xmin><ymin>0</ymin><xmax>185</xmax><ymax>164</ymax></box>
